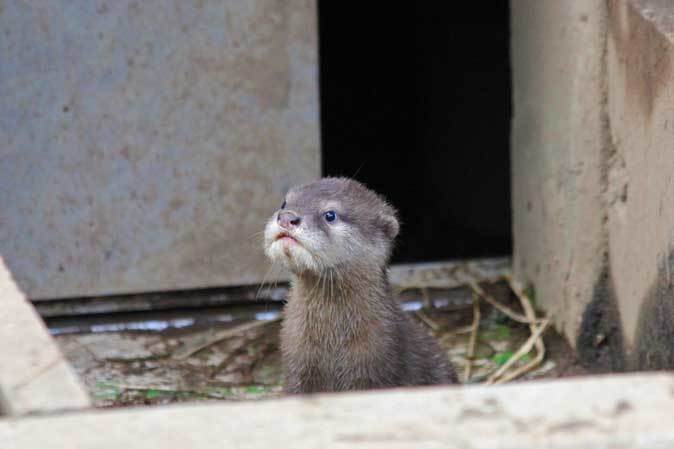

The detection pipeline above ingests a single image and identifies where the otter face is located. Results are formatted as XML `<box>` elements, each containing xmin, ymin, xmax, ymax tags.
<box><xmin>264</xmin><ymin>178</ymin><xmax>399</xmax><ymax>275</ymax></box>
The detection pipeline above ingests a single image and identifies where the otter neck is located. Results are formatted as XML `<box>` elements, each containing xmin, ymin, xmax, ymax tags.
<box><xmin>293</xmin><ymin>264</ymin><xmax>390</xmax><ymax>307</ymax></box>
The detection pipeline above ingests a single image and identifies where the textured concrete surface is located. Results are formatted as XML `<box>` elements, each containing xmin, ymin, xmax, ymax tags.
<box><xmin>605</xmin><ymin>0</ymin><xmax>674</xmax><ymax>369</ymax></box>
<box><xmin>0</xmin><ymin>0</ymin><xmax>319</xmax><ymax>299</ymax></box>
<box><xmin>2</xmin><ymin>373</ymin><xmax>674</xmax><ymax>448</ymax></box>
<box><xmin>0</xmin><ymin>258</ymin><xmax>90</xmax><ymax>416</ymax></box>
<box><xmin>511</xmin><ymin>0</ymin><xmax>608</xmax><ymax>348</ymax></box>
<box><xmin>512</xmin><ymin>0</ymin><xmax>674</xmax><ymax>371</ymax></box>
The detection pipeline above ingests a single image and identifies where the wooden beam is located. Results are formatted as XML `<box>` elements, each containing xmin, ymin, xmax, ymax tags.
<box><xmin>2</xmin><ymin>373</ymin><xmax>674</xmax><ymax>448</ymax></box>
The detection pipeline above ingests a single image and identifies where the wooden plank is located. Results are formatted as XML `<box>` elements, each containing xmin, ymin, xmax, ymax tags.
<box><xmin>0</xmin><ymin>258</ymin><xmax>90</xmax><ymax>416</ymax></box>
<box><xmin>2</xmin><ymin>372</ymin><xmax>674</xmax><ymax>448</ymax></box>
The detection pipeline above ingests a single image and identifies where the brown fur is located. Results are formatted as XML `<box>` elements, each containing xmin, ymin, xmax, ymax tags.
<box><xmin>264</xmin><ymin>178</ymin><xmax>458</xmax><ymax>393</ymax></box>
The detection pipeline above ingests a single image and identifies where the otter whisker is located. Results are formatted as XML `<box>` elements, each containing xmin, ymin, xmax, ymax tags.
<box><xmin>306</xmin><ymin>271</ymin><xmax>323</xmax><ymax>300</ymax></box>
<box><xmin>255</xmin><ymin>261</ymin><xmax>278</xmax><ymax>301</ymax></box>
<box><xmin>329</xmin><ymin>269</ymin><xmax>335</xmax><ymax>301</ymax></box>
<box><xmin>321</xmin><ymin>274</ymin><xmax>328</xmax><ymax>297</ymax></box>
<box><xmin>247</xmin><ymin>230</ymin><xmax>266</xmax><ymax>242</ymax></box>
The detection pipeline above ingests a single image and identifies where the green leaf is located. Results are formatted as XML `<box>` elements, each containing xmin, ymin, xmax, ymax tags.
<box><xmin>145</xmin><ymin>389</ymin><xmax>162</xmax><ymax>399</ymax></box>
<box><xmin>491</xmin><ymin>351</ymin><xmax>514</xmax><ymax>366</ymax></box>
<box><xmin>244</xmin><ymin>385</ymin><xmax>268</xmax><ymax>394</ymax></box>
<box><xmin>93</xmin><ymin>382</ymin><xmax>121</xmax><ymax>400</ymax></box>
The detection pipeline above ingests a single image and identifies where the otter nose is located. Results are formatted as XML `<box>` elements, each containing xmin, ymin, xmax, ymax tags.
<box><xmin>277</xmin><ymin>211</ymin><xmax>301</xmax><ymax>229</ymax></box>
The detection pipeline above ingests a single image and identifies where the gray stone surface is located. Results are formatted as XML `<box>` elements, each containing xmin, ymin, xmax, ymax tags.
<box><xmin>0</xmin><ymin>258</ymin><xmax>90</xmax><ymax>416</ymax></box>
<box><xmin>0</xmin><ymin>0</ymin><xmax>319</xmax><ymax>299</ymax></box>
<box><xmin>2</xmin><ymin>373</ymin><xmax>674</xmax><ymax>448</ymax></box>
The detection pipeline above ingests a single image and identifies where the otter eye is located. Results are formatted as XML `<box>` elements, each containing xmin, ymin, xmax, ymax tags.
<box><xmin>281</xmin><ymin>200</ymin><xmax>286</xmax><ymax>209</ymax></box>
<box><xmin>324</xmin><ymin>210</ymin><xmax>337</xmax><ymax>223</ymax></box>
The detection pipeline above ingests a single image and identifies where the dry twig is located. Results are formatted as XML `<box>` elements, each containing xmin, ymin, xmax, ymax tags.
<box><xmin>484</xmin><ymin>275</ymin><xmax>549</xmax><ymax>384</ymax></box>
<box><xmin>463</xmin><ymin>291</ymin><xmax>481</xmax><ymax>382</ymax></box>
<box><xmin>498</xmin><ymin>275</ymin><xmax>548</xmax><ymax>383</ymax></box>
<box><xmin>485</xmin><ymin>318</ymin><xmax>548</xmax><ymax>384</ymax></box>
<box><xmin>173</xmin><ymin>318</ymin><xmax>281</xmax><ymax>360</ymax></box>
<box><xmin>467</xmin><ymin>280</ymin><xmax>539</xmax><ymax>325</ymax></box>
<box><xmin>209</xmin><ymin>331</ymin><xmax>272</xmax><ymax>378</ymax></box>
<box><xmin>415</xmin><ymin>309</ymin><xmax>441</xmax><ymax>332</ymax></box>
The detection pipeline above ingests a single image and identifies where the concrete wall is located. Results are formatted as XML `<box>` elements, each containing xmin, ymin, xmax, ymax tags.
<box><xmin>0</xmin><ymin>1</ymin><xmax>319</xmax><ymax>299</ymax></box>
<box><xmin>512</xmin><ymin>0</ymin><xmax>674</xmax><ymax>370</ymax></box>
<box><xmin>606</xmin><ymin>0</ymin><xmax>674</xmax><ymax>369</ymax></box>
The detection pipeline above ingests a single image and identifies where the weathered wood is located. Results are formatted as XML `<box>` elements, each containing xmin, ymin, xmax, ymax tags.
<box><xmin>2</xmin><ymin>373</ymin><xmax>674</xmax><ymax>448</ymax></box>
<box><xmin>0</xmin><ymin>258</ymin><xmax>90</xmax><ymax>416</ymax></box>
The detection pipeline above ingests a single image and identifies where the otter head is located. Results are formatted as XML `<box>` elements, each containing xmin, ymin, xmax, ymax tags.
<box><xmin>264</xmin><ymin>177</ymin><xmax>399</xmax><ymax>275</ymax></box>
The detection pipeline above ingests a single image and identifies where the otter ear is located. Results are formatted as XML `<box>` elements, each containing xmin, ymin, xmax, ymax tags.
<box><xmin>378</xmin><ymin>212</ymin><xmax>400</xmax><ymax>240</ymax></box>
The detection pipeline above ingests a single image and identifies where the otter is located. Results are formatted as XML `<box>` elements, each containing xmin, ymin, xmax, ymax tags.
<box><xmin>264</xmin><ymin>177</ymin><xmax>458</xmax><ymax>393</ymax></box>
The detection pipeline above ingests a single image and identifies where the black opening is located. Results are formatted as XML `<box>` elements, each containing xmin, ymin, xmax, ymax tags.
<box><xmin>318</xmin><ymin>2</ymin><xmax>512</xmax><ymax>262</ymax></box>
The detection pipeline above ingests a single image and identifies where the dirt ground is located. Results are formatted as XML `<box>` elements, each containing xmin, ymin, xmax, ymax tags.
<box><xmin>54</xmin><ymin>280</ymin><xmax>588</xmax><ymax>408</ymax></box>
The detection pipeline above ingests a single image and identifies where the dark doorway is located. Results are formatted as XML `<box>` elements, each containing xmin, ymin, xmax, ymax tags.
<box><xmin>319</xmin><ymin>2</ymin><xmax>512</xmax><ymax>262</ymax></box>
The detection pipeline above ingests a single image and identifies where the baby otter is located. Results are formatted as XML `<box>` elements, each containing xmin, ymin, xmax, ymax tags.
<box><xmin>264</xmin><ymin>177</ymin><xmax>458</xmax><ymax>393</ymax></box>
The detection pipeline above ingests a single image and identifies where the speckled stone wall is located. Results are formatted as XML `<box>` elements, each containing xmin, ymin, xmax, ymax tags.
<box><xmin>0</xmin><ymin>1</ymin><xmax>319</xmax><ymax>299</ymax></box>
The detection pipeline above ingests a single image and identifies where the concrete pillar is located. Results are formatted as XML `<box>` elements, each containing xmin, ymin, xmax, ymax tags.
<box><xmin>512</xmin><ymin>0</ymin><xmax>674</xmax><ymax>370</ymax></box>
<box><xmin>511</xmin><ymin>0</ymin><xmax>610</xmax><ymax>366</ymax></box>
<box><xmin>605</xmin><ymin>0</ymin><xmax>674</xmax><ymax>370</ymax></box>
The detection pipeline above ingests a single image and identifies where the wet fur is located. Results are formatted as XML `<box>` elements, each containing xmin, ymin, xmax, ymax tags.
<box><xmin>264</xmin><ymin>178</ymin><xmax>458</xmax><ymax>393</ymax></box>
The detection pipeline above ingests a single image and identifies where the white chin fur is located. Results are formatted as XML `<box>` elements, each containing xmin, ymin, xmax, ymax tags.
<box><xmin>264</xmin><ymin>219</ymin><xmax>320</xmax><ymax>274</ymax></box>
<box><xmin>266</xmin><ymin>240</ymin><xmax>319</xmax><ymax>273</ymax></box>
